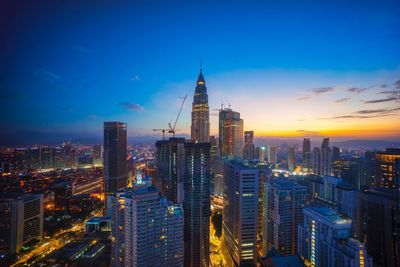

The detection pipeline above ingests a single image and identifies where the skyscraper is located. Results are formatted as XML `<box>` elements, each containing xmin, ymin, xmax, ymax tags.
<box><xmin>321</xmin><ymin>138</ymin><xmax>332</xmax><ymax>176</ymax></box>
<box><xmin>356</xmin><ymin>188</ymin><xmax>400</xmax><ymax>266</ymax></box>
<box><xmin>104</xmin><ymin>122</ymin><xmax>128</xmax><ymax>193</ymax></box>
<box><xmin>267</xmin><ymin>145</ymin><xmax>277</xmax><ymax>165</ymax></box>
<box><xmin>0</xmin><ymin>193</ymin><xmax>43</xmax><ymax>254</ymax></box>
<box><xmin>288</xmin><ymin>146</ymin><xmax>295</xmax><ymax>172</ymax></box>
<box><xmin>375</xmin><ymin>148</ymin><xmax>400</xmax><ymax>189</ymax></box>
<box><xmin>183</xmin><ymin>142</ymin><xmax>211</xmax><ymax>267</ymax></box>
<box><xmin>155</xmin><ymin>137</ymin><xmax>185</xmax><ymax>204</ymax></box>
<box><xmin>111</xmin><ymin>186</ymin><xmax>184</xmax><ymax>267</ymax></box>
<box><xmin>259</xmin><ymin>146</ymin><xmax>266</xmax><ymax>163</ymax></box>
<box><xmin>191</xmin><ymin>66</ymin><xmax>210</xmax><ymax>143</ymax></box>
<box><xmin>219</xmin><ymin>108</ymin><xmax>244</xmax><ymax>158</ymax></box>
<box><xmin>302</xmin><ymin>138</ymin><xmax>311</xmax><ymax>173</ymax></box>
<box><xmin>262</xmin><ymin>179</ymin><xmax>307</xmax><ymax>256</ymax></box>
<box><xmin>312</xmin><ymin>147</ymin><xmax>321</xmax><ymax>176</ymax></box>
<box><xmin>298</xmin><ymin>207</ymin><xmax>372</xmax><ymax>267</ymax></box>
<box><xmin>223</xmin><ymin>160</ymin><xmax>259</xmax><ymax>266</ymax></box>
<box><xmin>243</xmin><ymin>131</ymin><xmax>255</xmax><ymax>160</ymax></box>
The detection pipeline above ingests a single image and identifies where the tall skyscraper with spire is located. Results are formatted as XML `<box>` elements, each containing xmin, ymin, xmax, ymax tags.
<box><xmin>191</xmin><ymin>65</ymin><xmax>210</xmax><ymax>143</ymax></box>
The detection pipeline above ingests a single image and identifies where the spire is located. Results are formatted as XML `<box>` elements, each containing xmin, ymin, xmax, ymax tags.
<box><xmin>197</xmin><ymin>63</ymin><xmax>205</xmax><ymax>85</ymax></box>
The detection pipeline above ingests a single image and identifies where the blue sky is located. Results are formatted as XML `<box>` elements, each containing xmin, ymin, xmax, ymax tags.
<box><xmin>1</xmin><ymin>0</ymin><xmax>400</xmax><ymax>140</ymax></box>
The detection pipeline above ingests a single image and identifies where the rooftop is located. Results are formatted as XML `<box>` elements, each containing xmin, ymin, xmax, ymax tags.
<box><xmin>305</xmin><ymin>206</ymin><xmax>351</xmax><ymax>226</ymax></box>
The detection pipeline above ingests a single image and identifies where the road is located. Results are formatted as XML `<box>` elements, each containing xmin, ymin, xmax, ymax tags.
<box><xmin>210</xmin><ymin>216</ymin><xmax>225</xmax><ymax>267</ymax></box>
<box><xmin>12</xmin><ymin>210</ymin><xmax>103</xmax><ymax>267</ymax></box>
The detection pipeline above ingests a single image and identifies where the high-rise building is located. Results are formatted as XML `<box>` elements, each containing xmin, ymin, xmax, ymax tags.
<box><xmin>259</xmin><ymin>146</ymin><xmax>266</xmax><ymax>163</ymax></box>
<box><xmin>375</xmin><ymin>148</ymin><xmax>400</xmax><ymax>189</ymax></box>
<box><xmin>356</xmin><ymin>189</ymin><xmax>400</xmax><ymax>266</ymax></box>
<box><xmin>223</xmin><ymin>160</ymin><xmax>259</xmax><ymax>266</ymax></box>
<box><xmin>262</xmin><ymin>179</ymin><xmax>307</xmax><ymax>256</ymax></box>
<box><xmin>219</xmin><ymin>108</ymin><xmax>244</xmax><ymax>158</ymax></box>
<box><xmin>155</xmin><ymin>137</ymin><xmax>185</xmax><ymax>204</ymax></box>
<box><xmin>288</xmin><ymin>146</ymin><xmax>295</xmax><ymax>172</ymax></box>
<box><xmin>321</xmin><ymin>138</ymin><xmax>332</xmax><ymax>176</ymax></box>
<box><xmin>14</xmin><ymin>148</ymin><xmax>28</xmax><ymax>172</ymax></box>
<box><xmin>40</xmin><ymin>147</ymin><xmax>53</xmax><ymax>169</ymax></box>
<box><xmin>363</xmin><ymin>151</ymin><xmax>376</xmax><ymax>187</ymax></box>
<box><xmin>298</xmin><ymin>207</ymin><xmax>372</xmax><ymax>267</ymax></box>
<box><xmin>53</xmin><ymin>146</ymin><xmax>65</xmax><ymax>169</ymax></box>
<box><xmin>243</xmin><ymin>131</ymin><xmax>255</xmax><ymax>160</ymax></box>
<box><xmin>191</xmin><ymin>66</ymin><xmax>210</xmax><ymax>143</ymax></box>
<box><xmin>302</xmin><ymin>139</ymin><xmax>312</xmax><ymax>173</ymax></box>
<box><xmin>92</xmin><ymin>145</ymin><xmax>102</xmax><ymax>165</ymax></box>
<box><xmin>104</xmin><ymin>122</ymin><xmax>128</xmax><ymax>193</ymax></box>
<box><xmin>183</xmin><ymin>142</ymin><xmax>211</xmax><ymax>267</ymax></box>
<box><xmin>0</xmin><ymin>193</ymin><xmax>43</xmax><ymax>253</ymax></box>
<box><xmin>312</xmin><ymin>147</ymin><xmax>321</xmax><ymax>176</ymax></box>
<box><xmin>111</xmin><ymin>186</ymin><xmax>184</xmax><ymax>267</ymax></box>
<box><xmin>267</xmin><ymin>145</ymin><xmax>277</xmax><ymax>165</ymax></box>
<box><xmin>210</xmin><ymin>136</ymin><xmax>219</xmax><ymax>196</ymax></box>
<box><xmin>28</xmin><ymin>147</ymin><xmax>41</xmax><ymax>170</ymax></box>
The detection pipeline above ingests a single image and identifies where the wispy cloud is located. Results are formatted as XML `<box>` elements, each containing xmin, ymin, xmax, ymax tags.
<box><xmin>310</xmin><ymin>87</ymin><xmax>334</xmax><ymax>95</ymax></box>
<box><xmin>36</xmin><ymin>68</ymin><xmax>61</xmax><ymax>83</ymax></box>
<box><xmin>327</xmin><ymin>107</ymin><xmax>400</xmax><ymax>120</ymax></box>
<box><xmin>296</xmin><ymin>130</ymin><xmax>321</xmax><ymax>136</ymax></box>
<box><xmin>130</xmin><ymin>75</ymin><xmax>140</xmax><ymax>81</ymax></box>
<box><xmin>297</xmin><ymin>96</ymin><xmax>310</xmax><ymax>101</ymax></box>
<box><xmin>364</xmin><ymin>97</ymin><xmax>398</xmax><ymax>104</ymax></box>
<box><xmin>72</xmin><ymin>46</ymin><xmax>92</xmax><ymax>53</ymax></box>
<box><xmin>334</xmin><ymin>97</ymin><xmax>350</xmax><ymax>103</ymax></box>
<box><xmin>394</xmin><ymin>79</ymin><xmax>400</xmax><ymax>88</ymax></box>
<box><xmin>347</xmin><ymin>87</ymin><xmax>367</xmax><ymax>93</ymax></box>
<box><xmin>120</xmin><ymin>102</ymin><xmax>144</xmax><ymax>112</ymax></box>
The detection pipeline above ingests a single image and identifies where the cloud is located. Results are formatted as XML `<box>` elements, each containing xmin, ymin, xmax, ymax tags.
<box><xmin>394</xmin><ymin>79</ymin><xmax>400</xmax><ymax>88</ymax></box>
<box><xmin>296</xmin><ymin>130</ymin><xmax>321</xmax><ymax>136</ymax></box>
<box><xmin>334</xmin><ymin>97</ymin><xmax>350</xmax><ymax>103</ymax></box>
<box><xmin>380</xmin><ymin>84</ymin><xmax>388</xmax><ymax>88</ymax></box>
<box><xmin>364</xmin><ymin>97</ymin><xmax>398</xmax><ymax>104</ymax></box>
<box><xmin>120</xmin><ymin>102</ymin><xmax>144</xmax><ymax>112</ymax></box>
<box><xmin>310</xmin><ymin>87</ymin><xmax>334</xmax><ymax>95</ymax></box>
<box><xmin>130</xmin><ymin>75</ymin><xmax>140</xmax><ymax>81</ymax></box>
<box><xmin>327</xmin><ymin>107</ymin><xmax>400</xmax><ymax>120</ymax></box>
<box><xmin>347</xmin><ymin>87</ymin><xmax>367</xmax><ymax>93</ymax></box>
<box><xmin>36</xmin><ymin>68</ymin><xmax>61</xmax><ymax>83</ymax></box>
<box><xmin>72</xmin><ymin>46</ymin><xmax>92</xmax><ymax>53</ymax></box>
<box><xmin>297</xmin><ymin>96</ymin><xmax>310</xmax><ymax>101</ymax></box>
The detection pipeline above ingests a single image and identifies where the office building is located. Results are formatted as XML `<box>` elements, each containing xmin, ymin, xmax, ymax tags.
<box><xmin>302</xmin><ymin>138</ymin><xmax>312</xmax><ymax>173</ymax></box>
<box><xmin>288</xmin><ymin>146</ymin><xmax>295</xmax><ymax>172</ymax></box>
<box><xmin>223</xmin><ymin>160</ymin><xmax>259</xmax><ymax>266</ymax></box>
<box><xmin>183</xmin><ymin>142</ymin><xmax>211</xmax><ymax>267</ymax></box>
<box><xmin>111</xmin><ymin>186</ymin><xmax>184</xmax><ymax>267</ymax></box>
<box><xmin>104</xmin><ymin>122</ymin><xmax>128</xmax><ymax>193</ymax></box>
<box><xmin>243</xmin><ymin>131</ymin><xmax>255</xmax><ymax>160</ymax></box>
<box><xmin>312</xmin><ymin>147</ymin><xmax>321</xmax><ymax>176</ymax></box>
<box><xmin>155</xmin><ymin>137</ymin><xmax>185</xmax><ymax>204</ymax></box>
<box><xmin>321</xmin><ymin>138</ymin><xmax>332</xmax><ymax>176</ymax></box>
<box><xmin>40</xmin><ymin>147</ymin><xmax>53</xmax><ymax>169</ymax></box>
<box><xmin>259</xmin><ymin>146</ymin><xmax>266</xmax><ymax>163</ymax></box>
<box><xmin>14</xmin><ymin>148</ymin><xmax>28</xmax><ymax>172</ymax></box>
<box><xmin>219</xmin><ymin>108</ymin><xmax>244</xmax><ymax>158</ymax></box>
<box><xmin>298</xmin><ymin>207</ymin><xmax>372</xmax><ymax>267</ymax></box>
<box><xmin>267</xmin><ymin>145</ymin><xmax>277</xmax><ymax>165</ymax></box>
<box><xmin>28</xmin><ymin>147</ymin><xmax>41</xmax><ymax>170</ymax></box>
<box><xmin>0</xmin><ymin>193</ymin><xmax>43</xmax><ymax>253</ymax></box>
<box><xmin>356</xmin><ymin>189</ymin><xmax>400</xmax><ymax>266</ymax></box>
<box><xmin>191</xmin><ymin>66</ymin><xmax>210</xmax><ymax>143</ymax></box>
<box><xmin>262</xmin><ymin>179</ymin><xmax>307</xmax><ymax>256</ymax></box>
<box><xmin>375</xmin><ymin>148</ymin><xmax>400</xmax><ymax>189</ymax></box>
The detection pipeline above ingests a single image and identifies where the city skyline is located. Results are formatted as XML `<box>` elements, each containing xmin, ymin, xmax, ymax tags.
<box><xmin>1</xmin><ymin>1</ymin><xmax>400</xmax><ymax>142</ymax></box>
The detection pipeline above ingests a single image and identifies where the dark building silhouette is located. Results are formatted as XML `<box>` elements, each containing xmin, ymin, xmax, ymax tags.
<box><xmin>243</xmin><ymin>131</ymin><xmax>255</xmax><ymax>160</ymax></box>
<box><xmin>155</xmin><ymin>137</ymin><xmax>185</xmax><ymax>204</ymax></box>
<box><xmin>104</xmin><ymin>122</ymin><xmax>128</xmax><ymax>193</ymax></box>
<box><xmin>183</xmin><ymin>142</ymin><xmax>211</xmax><ymax>267</ymax></box>
<box><xmin>302</xmin><ymin>138</ymin><xmax>311</xmax><ymax>173</ymax></box>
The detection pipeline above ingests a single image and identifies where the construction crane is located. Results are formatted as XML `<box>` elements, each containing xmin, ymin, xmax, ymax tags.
<box><xmin>168</xmin><ymin>95</ymin><xmax>187</xmax><ymax>137</ymax></box>
<box><xmin>153</xmin><ymin>129</ymin><xmax>168</xmax><ymax>140</ymax></box>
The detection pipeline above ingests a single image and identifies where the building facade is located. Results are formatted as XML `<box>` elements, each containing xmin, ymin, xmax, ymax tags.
<box><xmin>104</xmin><ymin>122</ymin><xmax>128</xmax><ymax>193</ymax></box>
<box><xmin>243</xmin><ymin>131</ymin><xmax>255</xmax><ymax>161</ymax></box>
<box><xmin>0</xmin><ymin>193</ymin><xmax>43</xmax><ymax>254</ymax></box>
<box><xmin>183</xmin><ymin>142</ymin><xmax>211</xmax><ymax>267</ymax></box>
<box><xmin>219</xmin><ymin>108</ymin><xmax>244</xmax><ymax>159</ymax></box>
<box><xmin>298</xmin><ymin>207</ymin><xmax>372</xmax><ymax>267</ymax></box>
<box><xmin>223</xmin><ymin>160</ymin><xmax>259</xmax><ymax>266</ymax></box>
<box><xmin>155</xmin><ymin>137</ymin><xmax>185</xmax><ymax>204</ymax></box>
